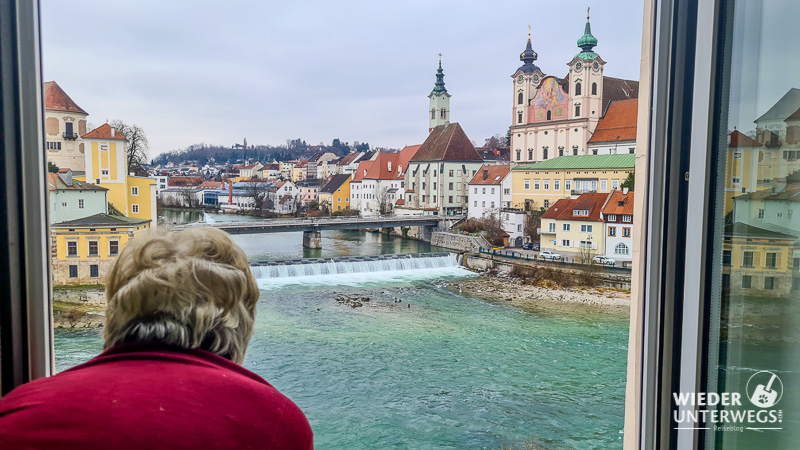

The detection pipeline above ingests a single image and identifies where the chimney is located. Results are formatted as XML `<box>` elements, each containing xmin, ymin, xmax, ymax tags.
<box><xmin>482</xmin><ymin>167</ymin><xmax>489</xmax><ymax>180</ymax></box>
<box><xmin>623</xmin><ymin>187</ymin><xmax>629</xmax><ymax>195</ymax></box>
<box><xmin>228</xmin><ymin>180</ymin><xmax>233</xmax><ymax>205</ymax></box>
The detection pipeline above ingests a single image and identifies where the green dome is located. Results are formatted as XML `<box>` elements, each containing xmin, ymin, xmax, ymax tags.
<box><xmin>575</xmin><ymin>11</ymin><xmax>599</xmax><ymax>60</ymax></box>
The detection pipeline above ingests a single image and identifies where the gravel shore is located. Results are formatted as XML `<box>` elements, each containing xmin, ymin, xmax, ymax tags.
<box><xmin>444</xmin><ymin>270</ymin><xmax>631</xmax><ymax>312</ymax></box>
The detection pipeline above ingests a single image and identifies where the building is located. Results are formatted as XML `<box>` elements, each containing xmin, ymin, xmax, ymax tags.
<box><xmin>755</xmin><ymin>88</ymin><xmax>800</xmax><ymax>141</ymax></box>
<box><xmin>295</xmin><ymin>179</ymin><xmax>323</xmax><ymax>206</ymax></box>
<box><xmin>404</xmin><ymin>123</ymin><xmax>484</xmax><ymax>215</ymax></box>
<box><xmin>79</xmin><ymin>123</ymin><xmax>157</xmax><ymax>227</ymax></box>
<box><xmin>467</xmin><ymin>164</ymin><xmax>512</xmax><ymax>219</ymax></box>
<box><xmin>43</xmin><ymin>81</ymin><xmax>88</xmax><ymax>172</ymax></box>
<box><xmin>261</xmin><ymin>163</ymin><xmax>280</xmax><ymax>180</ymax></box>
<box><xmin>149</xmin><ymin>175</ymin><xmax>169</xmax><ymax>196</ymax></box>
<box><xmin>539</xmin><ymin>192</ymin><xmax>609</xmax><ymax>260</ymax></box>
<box><xmin>502</xmin><ymin>209</ymin><xmax>528</xmax><ymax>247</ymax></box>
<box><xmin>509</xmin><ymin>17</ymin><xmax>638</xmax><ymax>164</ymax></box>
<box><xmin>47</xmin><ymin>169</ymin><xmax>107</xmax><ymax>222</ymax></box>
<box><xmin>428</xmin><ymin>56</ymin><xmax>451</xmax><ymax>132</ymax></box>
<box><xmin>510</xmin><ymin>153</ymin><xmax>635</xmax><ymax>210</ymax></box>
<box><xmin>722</xmin><ymin>222</ymin><xmax>799</xmax><ymax>298</ymax></box>
<box><xmin>318</xmin><ymin>174</ymin><xmax>352</xmax><ymax>212</ymax></box>
<box><xmin>349</xmin><ymin>159</ymin><xmax>373</xmax><ymax>214</ymax></box>
<box><xmin>50</xmin><ymin>213</ymin><xmax>151</xmax><ymax>286</ymax></box>
<box><xmin>601</xmin><ymin>189</ymin><xmax>635</xmax><ymax>261</ymax></box>
<box><xmin>239</xmin><ymin>163</ymin><xmax>263</xmax><ymax>179</ymax></box>
<box><xmin>587</xmin><ymin>98</ymin><xmax>638</xmax><ymax>155</ymax></box>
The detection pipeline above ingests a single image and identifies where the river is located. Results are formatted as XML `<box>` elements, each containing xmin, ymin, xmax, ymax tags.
<box><xmin>54</xmin><ymin>210</ymin><xmax>629</xmax><ymax>448</ymax></box>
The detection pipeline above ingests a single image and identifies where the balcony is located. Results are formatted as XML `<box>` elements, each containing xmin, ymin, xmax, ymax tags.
<box><xmin>62</xmin><ymin>131</ymin><xmax>79</xmax><ymax>140</ymax></box>
<box><xmin>570</xmin><ymin>189</ymin><xmax>597</xmax><ymax>196</ymax></box>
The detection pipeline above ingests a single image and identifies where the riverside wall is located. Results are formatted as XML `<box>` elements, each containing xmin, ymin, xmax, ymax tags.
<box><xmin>53</xmin><ymin>287</ymin><xmax>106</xmax><ymax>306</ymax></box>
<box><xmin>431</xmin><ymin>232</ymin><xmax>491</xmax><ymax>253</ymax></box>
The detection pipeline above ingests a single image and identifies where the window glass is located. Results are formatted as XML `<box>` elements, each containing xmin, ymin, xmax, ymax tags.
<box><xmin>706</xmin><ymin>1</ymin><xmax>800</xmax><ymax>447</ymax></box>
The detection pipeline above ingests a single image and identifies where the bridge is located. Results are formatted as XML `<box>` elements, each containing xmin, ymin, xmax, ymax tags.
<box><xmin>172</xmin><ymin>215</ymin><xmax>464</xmax><ymax>248</ymax></box>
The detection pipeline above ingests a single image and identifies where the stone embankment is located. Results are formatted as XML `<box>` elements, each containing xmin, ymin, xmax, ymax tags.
<box><xmin>431</xmin><ymin>232</ymin><xmax>491</xmax><ymax>252</ymax></box>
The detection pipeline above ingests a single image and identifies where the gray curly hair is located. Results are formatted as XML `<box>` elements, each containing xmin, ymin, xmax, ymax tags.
<box><xmin>103</xmin><ymin>227</ymin><xmax>259</xmax><ymax>364</ymax></box>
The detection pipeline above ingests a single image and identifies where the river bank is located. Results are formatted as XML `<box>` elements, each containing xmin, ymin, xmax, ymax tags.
<box><xmin>444</xmin><ymin>269</ymin><xmax>631</xmax><ymax>313</ymax></box>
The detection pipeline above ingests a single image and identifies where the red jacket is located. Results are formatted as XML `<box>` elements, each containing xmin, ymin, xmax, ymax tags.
<box><xmin>0</xmin><ymin>343</ymin><xmax>313</xmax><ymax>449</ymax></box>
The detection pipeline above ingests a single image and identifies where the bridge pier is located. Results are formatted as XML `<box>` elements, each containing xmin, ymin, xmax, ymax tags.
<box><xmin>302</xmin><ymin>230</ymin><xmax>322</xmax><ymax>249</ymax></box>
<box><xmin>419</xmin><ymin>225</ymin><xmax>433</xmax><ymax>242</ymax></box>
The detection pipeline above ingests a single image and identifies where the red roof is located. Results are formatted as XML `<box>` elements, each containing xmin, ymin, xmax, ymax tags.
<box><xmin>364</xmin><ymin>152</ymin><xmax>401</xmax><ymax>180</ymax></box>
<box><xmin>786</xmin><ymin>107</ymin><xmax>800</xmax><ymax>122</ymax></box>
<box><xmin>168</xmin><ymin>176</ymin><xmax>204</xmax><ymax>187</ymax></box>
<box><xmin>395</xmin><ymin>199</ymin><xmax>405</xmax><ymax>205</ymax></box>
<box><xmin>43</xmin><ymin>81</ymin><xmax>87</xmax><ymax>115</ymax></box>
<box><xmin>468</xmin><ymin>164</ymin><xmax>510</xmax><ymax>185</ymax></box>
<box><xmin>729</xmin><ymin>130</ymin><xmax>761</xmax><ymax>147</ymax></box>
<box><xmin>197</xmin><ymin>181</ymin><xmax>223</xmax><ymax>189</ymax></box>
<box><xmin>351</xmin><ymin>160</ymin><xmax>374</xmax><ymax>182</ymax></box>
<box><xmin>541</xmin><ymin>193</ymin><xmax>609</xmax><ymax>222</ymax></box>
<box><xmin>601</xmin><ymin>190</ymin><xmax>634</xmax><ymax>216</ymax></box>
<box><xmin>588</xmin><ymin>99</ymin><xmax>638</xmax><ymax>143</ymax></box>
<box><xmin>279</xmin><ymin>195</ymin><xmax>292</xmax><ymax>205</ymax></box>
<box><xmin>396</xmin><ymin>145</ymin><xmax>421</xmax><ymax>178</ymax></box>
<box><xmin>411</xmin><ymin>123</ymin><xmax>482</xmax><ymax>162</ymax></box>
<box><xmin>82</xmin><ymin>123</ymin><xmax>126</xmax><ymax>140</ymax></box>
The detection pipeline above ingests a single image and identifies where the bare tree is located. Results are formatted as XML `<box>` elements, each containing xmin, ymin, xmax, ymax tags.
<box><xmin>375</xmin><ymin>186</ymin><xmax>392</xmax><ymax>215</ymax></box>
<box><xmin>178</xmin><ymin>189</ymin><xmax>200</xmax><ymax>208</ymax></box>
<box><xmin>243</xmin><ymin>182</ymin><xmax>270</xmax><ymax>212</ymax></box>
<box><xmin>524</xmin><ymin>200</ymin><xmax>545</xmax><ymax>242</ymax></box>
<box><xmin>109</xmin><ymin>119</ymin><xmax>150</xmax><ymax>176</ymax></box>
<box><xmin>481</xmin><ymin>208</ymin><xmax>506</xmax><ymax>246</ymax></box>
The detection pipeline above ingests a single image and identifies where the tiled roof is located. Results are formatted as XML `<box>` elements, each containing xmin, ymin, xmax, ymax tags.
<box><xmin>588</xmin><ymin>99</ymin><xmax>638</xmax><ymax>143</ymax></box>
<box><xmin>602</xmin><ymin>190</ymin><xmax>634</xmax><ymax>216</ymax></box>
<box><xmin>279</xmin><ymin>195</ymin><xmax>292</xmax><ymax>205</ymax></box>
<box><xmin>396</xmin><ymin>145</ymin><xmax>421</xmax><ymax>178</ymax></box>
<box><xmin>468</xmin><ymin>164</ymin><xmax>510</xmax><ymax>185</ymax></box>
<box><xmin>542</xmin><ymin>193</ymin><xmax>609</xmax><ymax>222</ymax></box>
<box><xmin>52</xmin><ymin>213</ymin><xmax>150</xmax><ymax>227</ymax></box>
<box><xmin>351</xmin><ymin>160</ymin><xmax>374</xmax><ymax>182</ymax></box>
<box><xmin>734</xmin><ymin>184</ymin><xmax>800</xmax><ymax>203</ymax></box>
<box><xmin>82</xmin><ymin>123</ymin><xmax>126</xmax><ymax>140</ymax></box>
<box><xmin>47</xmin><ymin>173</ymin><xmax>106</xmax><ymax>191</ymax></box>
<box><xmin>339</xmin><ymin>152</ymin><xmax>363</xmax><ymax>165</ymax></box>
<box><xmin>411</xmin><ymin>123</ymin><xmax>482</xmax><ymax>162</ymax></box>
<box><xmin>395</xmin><ymin>199</ymin><xmax>405</xmax><ymax>205</ymax></box>
<box><xmin>513</xmin><ymin>154</ymin><xmax>635</xmax><ymax>171</ymax></box>
<box><xmin>43</xmin><ymin>81</ymin><xmax>87</xmax><ymax>115</ymax></box>
<box><xmin>365</xmin><ymin>152</ymin><xmax>401</xmax><ymax>180</ymax></box>
<box><xmin>168</xmin><ymin>176</ymin><xmax>204</xmax><ymax>187</ymax></box>
<box><xmin>197</xmin><ymin>181</ymin><xmax>223</xmax><ymax>189</ymax></box>
<box><xmin>757</xmin><ymin>88</ymin><xmax>800</xmax><ymax>122</ymax></box>
<box><xmin>559</xmin><ymin>75</ymin><xmax>639</xmax><ymax>112</ymax></box>
<box><xmin>786</xmin><ymin>107</ymin><xmax>800</xmax><ymax>122</ymax></box>
<box><xmin>320</xmin><ymin>174</ymin><xmax>351</xmax><ymax>194</ymax></box>
<box><xmin>729</xmin><ymin>130</ymin><xmax>761</xmax><ymax>147</ymax></box>
<box><xmin>724</xmin><ymin>222</ymin><xmax>796</xmax><ymax>240</ymax></box>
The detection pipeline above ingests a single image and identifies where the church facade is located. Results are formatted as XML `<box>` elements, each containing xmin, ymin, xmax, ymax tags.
<box><xmin>509</xmin><ymin>14</ymin><xmax>638</xmax><ymax>165</ymax></box>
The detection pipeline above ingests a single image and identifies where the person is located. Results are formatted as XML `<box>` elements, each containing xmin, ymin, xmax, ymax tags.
<box><xmin>0</xmin><ymin>228</ymin><xmax>313</xmax><ymax>449</ymax></box>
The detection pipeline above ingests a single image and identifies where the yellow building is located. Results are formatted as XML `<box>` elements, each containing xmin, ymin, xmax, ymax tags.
<box><xmin>77</xmin><ymin>123</ymin><xmax>157</xmax><ymax>227</ymax></box>
<box><xmin>291</xmin><ymin>165</ymin><xmax>305</xmax><ymax>182</ymax></box>
<box><xmin>722</xmin><ymin>222</ymin><xmax>798</xmax><ymax>297</ymax></box>
<box><xmin>319</xmin><ymin>174</ymin><xmax>351</xmax><ymax>212</ymax></box>
<box><xmin>51</xmin><ymin>213</ymin><xmax>151</xmax><ymax>286</ymax></box>
<box><xmin>511</xmin><ymin>154</ymin><xmax>634</xmax><ymax>210</ymax></box>
<box><xmin>539</xmin><ymin>193</ymin><xmax>609</xmax><ymax>261</ymax></box>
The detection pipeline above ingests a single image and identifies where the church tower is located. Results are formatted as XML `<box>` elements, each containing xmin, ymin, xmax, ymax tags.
<box><xmin>568</xmin><ymin>9</ymin><xmax>604</xmax><ymax>128</ymax></box>
<box><xmin>428</xmin><ymin>55</ymin><xmax>451</xmax><ymax>132</ymax></box>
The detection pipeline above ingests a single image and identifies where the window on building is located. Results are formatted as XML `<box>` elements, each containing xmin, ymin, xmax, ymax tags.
<box><xmin>131</xmin><ymin>186</ymin><xmax>139</xmax><ymax>196</ymax></box>
<box><xmin>561</xmin><ymin>239</ymin><xmax>571</xmax><ymax>247</ymax></box>
<box><xmin>543</xmin><ymin>180</ymin><xmax>549</xmax><ymax>190</ymax></box>
<box><xmin>431</xmin><ymin>109</ymin><xmax>435</xmax><ymax>120</ymax></box>
<box><xmin>608</xmin><ymin>226</ymin><xmax>616</xmax><ymax>237</ymax></box>
<box><xmin>622</xmin><ymin>227</ymin><xmax>631</xmax><ymax>238</ymax></box>
<box><xmin>742</xmin><ymin>251</ymin><xmax>755</xmax><ymax>267</ymax></box>
<box><xmin>615</xmin><ymin>243</ymin><xmax>630</xmax><ymax>255</ymax></box>
<box><xmin>88</xmin><ymin>240</ymin><xmax>99</xmax><ymax>257</ymax></box>
<box><xmin>591</xmin><ymin>82</ymin><xmax>597</xmax><ymax>95</ymax></box>
<box><xmin>132</xmin><ymin>204</ymin><xmax>140</xmax><ymax>214</ymax></box>
<box><xmin>517</xmin><ymin>111</ymin><xmax>523</xmax><ymax>124</ymax></box>
<box><xmin>449</xmin><ymin>183</ymin><xmax>453</xmax><ymax>190</ymax></box>
<box><xmin>474</xmin><ymin>201</ymin><xmax>477</xmax><ymax>207</ymax></box>
<box><xmin>591</xmin><ymin>180</ymin><xmax>598</xmax><ymax>191</ymax></box>
<box><xmin>78</xmin><ymin>199</ymin><xmax>84</xmax><ymax>209</ymax></box>
<box><xmin>559</xmin><ymin>147</ymin><xmax>564</xmax><ymax>157</ymax></box>
<box><xmin>612</xmin><ymin>180</ymin><xmax>619</xmax><ymax>190</ymax></box>
<box><xmin>449</xmin><ymin>196</ymin><xmax>453</xmax><ymax>203</ymax></box>
<box><xmin>600</xmin><ymin>180</ymin><xmax>607</xmax><ymax>191</ymax></box>
<box><xmin>562</xmin><ymin>224</ymin><xmax>571</xmax><ymax>231</ymax></box>
<box><xmin>575</xmin><ymin>105</ymin><xmax>581</xmax><ymax>117</ymax></box>
<box><xmin>608</xmin><ymin>214</ymin><xmax>617</xmax><ymax>222</ymax></box>
<box><xmin>516</xmin><ymin>150</ymin><xmax>521</xmax><ymax>160</ymax></box>
<box><xmin>765</xmin><ymin>277</ymin><xmax>776</xmax><ymax>290</ymax></box>
<box><xmin>542</xmin><ymin>147</ymin><xmax>548</xmax><ymax>159</ymax></box>
<box><xmin>575</xmin><ymin>82</ymin><xmax>581</xmax><ymax>95</ymax></box>
<box><xmin>524</xmin><ymin>179</ymin><xmax>530</xmax><ymax>190</ymax></box>
<box><xmin>490</xmin><ymin>202</ymin><xmax>495</xmax><ymax>208</ymax></box>
<box><xmin>548</xmin><ymin>223</ymin><xmax>556</xmax><ymax>233</ymax></box>
<box><xmin>581</xmin><ymin>224</ymin><xmax>593</xmax><ymax>233</ymax></box>
<box><xmin>758</xmin><ymin>209</ymin><xmax>765</xmax><ymax>219</ymax></box>
<box><xmin>518</xmin><ymin>92</ymin><xmax>523</xmax><ymax>104</ymax></box>
<box><xmin>722</xmin><ymin>250</ymin><xmax>732</xmax><ymax>266</ymax></box>
<box><xmin>741</xmin><ymin>275</ymin><xmax>752</xmax><ymax>289</ymax></box>
<box><xmin>546</xmin><ymin>110</ymin><xmax>552</xmax><ymax>121</ymax></box>
<box><xmin>109</xmin><ymin>240</ymin><xmax>119</xmax><ymax>256</ymax></box>
<box><xmin>766</xmin><ymin>252</ymin><xmax>778</xmax><ymax>269</ymax></box>
<box><xmin>69</xmin><ymin>265</ymin><xmax>78</xmax><ymax>278</ymax></box>
<box><xmin>67</xmin><ymin>241</ymin><xmax>78</xmax><ymax>257</ymax></box>
<box><xmin>622</xmin><ymin>215</ymin><xmax>632</xmax><ymax>223</ymax></box>
<box><xmin>565</xmin><ymin>180</ymin><xmax>572</xmax><ymax>191</ymax></box>
<box><xmin>543</xmin><ymin>199</ymin><xmax>549</xmax><ymax>208</ymax></box>
<box><xmin>534</xmin><ymin>180</ymin><xmax>540</xmax><ymax>190</ymax></box>
<box><xmin>440</xmin><ymin>108</ymin><xmax>446</xmax><ymax>118</ymax></box>
<box><xmin>481</xmin><ymin>201</ymin><xmax>485</xmax><ymax>207</ymax></box>
<box><xmin>90</xmin><ymin>265</ymin><xmax>99</xmax><ymax>278</ymax></box>
<box><xmin>449</xmin><ymin>170</ymin><xmax>454</xmax><ymax>177</ymax></box>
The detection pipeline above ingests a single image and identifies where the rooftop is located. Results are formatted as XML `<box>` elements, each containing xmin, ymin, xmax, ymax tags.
<box><xmin>411</xmin><ymin>123</ymin><xmax>482</xmax><ymax>162</ymax></box>
<box><xmin>468</xmin><ymin>164</ymin><xmax>511</xmax><ymax>185</ymax></box>
<box><xmin>82</xmin><ymin>123</ymin><xmax>127</xmax><ymax>141</ymax></box>
<box><xmin>43</xmin><ymin>81</ymin><xmax>87</xmax><ymax>115</ymax></box>
<box><xmin>52</xmin><ymin>213</ymin><xmax>150</xmax><ymax>227</ymax></box>
<box><xmin>588</xmin><ymin>99</ymin><xmax>638</xmax><ymax>143</ymax></box>
<box><xmin>513</xmin><ymin>154</ymin><xmax>636</xmax><ymax>171</ymax></box>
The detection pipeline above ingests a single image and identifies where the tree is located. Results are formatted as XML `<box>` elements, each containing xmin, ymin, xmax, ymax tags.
<box><xmin>178</xmin><ymin>189</ymin><xmax>200</xmax><ymax>208</ymax></box>
<box><xmin>243</xmin><ymin>182</ymin><xmax>270</xmax><ymax>212</ymax></box>
<box><xmin>109</xmin><ymin>120</ymin><xmax>149</xmax><ymax>176</ymax></box>
<box><xmin>481</xmin><ymin>209</ymin><xmax>506</xmax><ymax>246</ymax></box>
<box><xmin>48</xmin><ymin>161</ymin><xmax>59</xmax><ymax>173</ymax></box>
<box><xmin>374</xmin><ymin>186</ymin><xmax>392</xmax><ymax>215</ymax></box>
<box><xmin>524</xmin><ymin>200</ymin><xmax>546</xmax><ymax>242</ymax></box>
<box><xmin>621</xmin><ymin>172</ymin><xmax>635</xmax><ymax>191</ymax></box>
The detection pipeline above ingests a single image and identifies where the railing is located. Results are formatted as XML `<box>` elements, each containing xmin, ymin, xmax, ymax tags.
<box><xmin>570</xmin><ymin>189</ymin><xmax>597</xmax><ymax>195</ymax></box>
<box><xmin>477</xmin><ymin>247</ymin><xmax>633</xmax><ymax>271</ymax></box>
<box><xmin>175</xmin><ymin>214</ymin><xmax>465</xmax><ymax>230</ymax></box>
<box><xmin>62</xmin><ymin>132</ymin><xmax>79</xmax><ymax>140</ymax></box>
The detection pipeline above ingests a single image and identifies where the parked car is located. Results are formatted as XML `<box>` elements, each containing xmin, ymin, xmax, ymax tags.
<box><xmin>539</xmin><ymin>251</ymin><xmax>562</xmax><ymax>261</ymax></box>
<box><xmin>532</xmin><ymin>242</ymin><xmax>540</xmax><ymax>251</ymax></box>
<box><xmin>592</xmin><ymin>256</ymin><xmax>616</xmax><ymax>265</ymax></box>
<box><xmin>522</xmin><ymin>242</ymin><xmax>541</xmax><ymax>251</ymax></box>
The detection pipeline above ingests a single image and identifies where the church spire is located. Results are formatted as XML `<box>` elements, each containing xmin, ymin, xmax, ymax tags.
<box><xmin>431</xmin><ymin>53</ymin><xmax>448</xmax><ymax>95</ymax></box>
<box><xmin>517</xmin><ymin>26</ymin><xmax>540</xmax><ymax>73</ymax></box>
<box><xmin>575</xmin><ymin>7</ymin><xmax>600</xmax><ymax>60</ymax></box>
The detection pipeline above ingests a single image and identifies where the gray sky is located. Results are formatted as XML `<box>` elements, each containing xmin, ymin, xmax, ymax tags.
<box><xmin>41</xmin><ymin>0</ymin><xmax>644</xmax><ymax>156</ymax></box>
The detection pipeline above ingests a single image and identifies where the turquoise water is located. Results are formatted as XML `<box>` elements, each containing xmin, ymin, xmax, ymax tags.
<box><xmin>53</xmin><ymin>228</ymin><xmax>630</xmax><ymax>448</ymax></box>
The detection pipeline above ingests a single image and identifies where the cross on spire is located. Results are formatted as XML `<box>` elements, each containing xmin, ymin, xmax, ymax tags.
<box><xmin>587</xmin><ymin>7</ymin><xmax>590</xmax><ymax>21</ymax></box>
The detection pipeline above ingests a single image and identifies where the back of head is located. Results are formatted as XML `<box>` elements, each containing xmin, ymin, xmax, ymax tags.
<box><xmin>103</xmin><ymin>227</ymin><xmax>259</xmax><ymax>364</ymax></box>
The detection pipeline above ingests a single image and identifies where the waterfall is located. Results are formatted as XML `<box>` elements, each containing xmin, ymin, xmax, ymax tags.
<box><xmin>250</xmin><ymin>253</ymin><xmax>457</xmax><ymax>279</ymax></box>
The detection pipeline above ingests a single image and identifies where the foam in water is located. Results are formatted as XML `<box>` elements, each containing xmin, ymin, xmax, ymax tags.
<box><xmin>251</xmin><ymin>253</ymin><xmax>474</xmax><ymax>288</ymax></box>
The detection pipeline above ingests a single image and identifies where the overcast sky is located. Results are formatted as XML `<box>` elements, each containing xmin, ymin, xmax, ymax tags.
<box><xmin>41</xmin><ymin>0</ymin><xmax>644</xmax><ymax>156</ymax></box>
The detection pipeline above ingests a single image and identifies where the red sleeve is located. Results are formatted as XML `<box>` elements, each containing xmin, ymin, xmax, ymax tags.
<box><xmin>273</xmin><ymin>399</ymin><xmax>314</xmax><ymax>450</ymax></box>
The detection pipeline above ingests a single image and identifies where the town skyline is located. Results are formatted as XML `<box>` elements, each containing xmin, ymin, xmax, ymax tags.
<box><xmin>41</xmin><ymin>0</ymin><xmax>644</xmax><ymax>156</ymax></box>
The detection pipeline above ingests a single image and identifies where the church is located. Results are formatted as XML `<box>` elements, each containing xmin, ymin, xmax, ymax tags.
<box><xmin>509</xmin><ymin>11</ymin><xmax>639</xmax><ymax>164</ymax></box>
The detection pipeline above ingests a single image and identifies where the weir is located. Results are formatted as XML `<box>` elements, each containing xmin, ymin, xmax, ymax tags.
<box><xmin>250</xmin><ymin>252</ymin><xmax>456</xmax><ymax>279</ymax></box>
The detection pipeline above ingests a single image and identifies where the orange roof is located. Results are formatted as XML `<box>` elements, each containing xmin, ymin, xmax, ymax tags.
<box><xmin>365</xmin><ymin>152</ymin><xmax>401</xmax><ymax>180</ymax></box>
<box><xmin>82</xmin><ymin>123</ymin><xmax>126</xmax><ymax>140</ymax></box>
<box><xmin>541</xmin><ymin>193</ymin><xmax>609</xmax><ymax>222</ymax></box>
<box><xmin>602</xmin><ymin>190</ymin><xmax>634</xmax><ymax>216</ymax></box>
<box><xmin>351</xmin><ymin>160</ymin><xmax>374</xmax><ymax>182</ymax></box>
<box><xmin>729</xmin><ymin>130</ymin><xmax>761</xmax><ymax>147</ymax></box>
<box><xmin>411</xmin><ymin>123</ymin><xmax>482</xmax><ymax>162</ymax></box>
<box><xmin>395</xmin><ymin>199</ymin><xmax>405</xmax><ymax>205</ymax></box>
<box><xmin>43</xmin><ymin>81</ymin><xmax>87</xmax><ymax>115</ymax></box>
<box><xmin>468</xmin><ymin>164</ymin><xmax>510</xmax><ymax>185</ymax></box>
<box><xmin>588</xmin><ymin>99</ymin><xmax>638</xmax><ymax>143</ymax></box>
<box><xmin>198</xmin><ymin>181</ymin><xmax>223</xmax><ymax>189</ymax></box>
<box><xmin>396</xmin><ymin>145</ymin><xmax>421</xmax><ymax>178</ymax></box>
